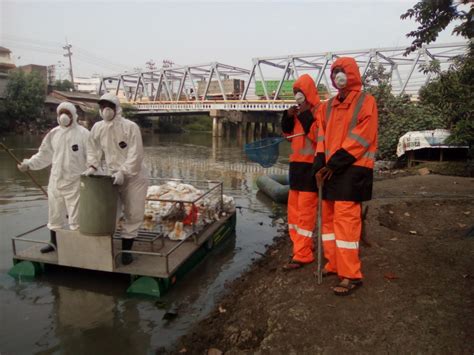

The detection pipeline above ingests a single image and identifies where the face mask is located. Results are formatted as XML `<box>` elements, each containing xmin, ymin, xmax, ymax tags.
<box><xmin>58</xmin><ymin>113</ymin><xmax>71</xmax><ymax>127</ymax></box>
<box><xmin>334</xmin><ymin>72</ymin><xmax>348</xmax><ymax>89</ymax></box>
<box><xmin>101</xmin><ymin>107</ymin><xmax>115</xmax><ymax>121</ymax></box>
<box><xmin>294</xmin><ymin>92</ymin><xmax>306</xmax><ymax>105</ymax></box>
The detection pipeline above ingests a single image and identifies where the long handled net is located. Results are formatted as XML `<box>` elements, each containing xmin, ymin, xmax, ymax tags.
<box><xmin>244</xmin><ymin>137</ymin><xmax>284</xmax><ymax>168</ymax></box>
<box><xmin>244</xmin><ymin>133</ymin><xmax>303</xmax><ymax>168</ymax></box>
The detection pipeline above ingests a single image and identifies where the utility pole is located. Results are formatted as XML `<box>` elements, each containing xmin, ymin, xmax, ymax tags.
<box><xmin>63</xmin><ymin>40</ymin><xmax>75</xmax><ymax>89</ymax></box>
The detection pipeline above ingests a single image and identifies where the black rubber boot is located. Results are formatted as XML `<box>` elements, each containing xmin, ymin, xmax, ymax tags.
<box><xmin>41</xmin><ymin>230</ymin><xmax>57</xmax><ymax>254</ymax></box>
<box><xmin>121</xmin><ymin>238</ymin><xmax>134</xmax><ymax>265</ymax></box>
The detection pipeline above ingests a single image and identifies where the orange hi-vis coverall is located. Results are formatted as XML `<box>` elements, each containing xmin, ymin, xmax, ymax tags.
<box><xmin>281</xmin><ymin>74</ymin><xmax>323</xmax><ymax>264</ymax></box>
<box><xmin>313</xmin><ymin>57</ymin><xmax>378</xmax><ymax>279</ymax></box>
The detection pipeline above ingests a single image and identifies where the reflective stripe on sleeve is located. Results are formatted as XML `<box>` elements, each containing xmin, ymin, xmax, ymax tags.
<box><xmin>322</xmin><ymin>233</ymin><xmax>336</xmax><ymax>241</ymax></box>
<box><xmin>363</xmin><ymin>151</ymin><xmax>376</xmax><ymax>160</ymax></box>
<box><xmin>317</xmin><ymin>136</ymin><xmax>325</xmax><ymax>142</ymax></box>
<box><xmin>348</xmin><ymin>132</ymin><xmax>370</xmax><ymax>148</ymax></box>
<box><xmin>335</xmin><ymin>240</ymin><xmax>359</xmax><ymax>249</ymax></box>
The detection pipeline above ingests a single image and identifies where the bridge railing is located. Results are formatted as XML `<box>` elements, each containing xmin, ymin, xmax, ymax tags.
<box><xmin>100</xmin><ymin>42</ymin><xmax>470</xmax><ymax>107</ymax></box>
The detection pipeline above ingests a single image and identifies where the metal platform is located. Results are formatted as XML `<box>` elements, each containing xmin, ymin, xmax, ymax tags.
<box><xmin>12</xmin><ymin>211</ymin><xmax>235</xmax><ymax>279</ymax></box>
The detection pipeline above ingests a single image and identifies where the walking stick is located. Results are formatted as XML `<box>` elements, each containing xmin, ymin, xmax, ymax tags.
<box><xmin>316</xmin><ymin>181</ymin><xmax>323</xmax><ymax>285</ymax></box>
<box><xmin>0</xmin><ymin>143</ymin><xmax>48</xmax><ymax>197</ymax></box>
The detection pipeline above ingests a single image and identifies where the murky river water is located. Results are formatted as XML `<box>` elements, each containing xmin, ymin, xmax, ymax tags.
<box><xmin>0</xmin><ymin>133</ymin><xmax>290</xmax><ymax>354</ymax></box>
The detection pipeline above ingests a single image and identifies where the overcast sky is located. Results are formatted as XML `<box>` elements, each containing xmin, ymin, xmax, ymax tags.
<box><xmin>0</xmin><ymin>0</ymin><xmax>467</xmax><ymax>78</ymax></box>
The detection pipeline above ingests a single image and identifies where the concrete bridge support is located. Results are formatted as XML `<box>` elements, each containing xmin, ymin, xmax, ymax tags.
<box><xmin>210</xmin><ymin>109</ymin><xmax>281</xmax><ymax>140</ymax></box>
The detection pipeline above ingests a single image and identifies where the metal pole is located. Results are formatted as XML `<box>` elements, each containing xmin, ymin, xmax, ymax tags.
<box><xmin>256</xmin><ymin>62</ymin><xmax>269</xmax><ymax>100</ymax></box>
<box><xmin>0</xmin><ymin>143</ymin><xmax>48</xmax><ymax>197</ymax></box>
<box><xmin>316</xmin><ymin>182</ymin><xmax>323</xmax><ymax>285</ymax></box>
<box><xmin>274</xmin><ymin>61</ymin><xmax>290</xmax><ymax>101</ymax></box>
<box><xmin>400</xmin><ymin>51</ymin><xmax>421</xmax><ymax>94</ymax></box>
<box><xmin>214</xmin><ymin>64</ymin><xmax>228</xmax><ymax>101</ymax></box>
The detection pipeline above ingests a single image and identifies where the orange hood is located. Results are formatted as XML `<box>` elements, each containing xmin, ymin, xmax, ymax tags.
<box><xmin>331</xmin><ymin>57</ymin><xmax>362</xmax><ymax>92</ymax></box>
<box><xmin>293</xmin><ymin>74</ymin><xmax>320</xmax><ymax>107</ymax></box>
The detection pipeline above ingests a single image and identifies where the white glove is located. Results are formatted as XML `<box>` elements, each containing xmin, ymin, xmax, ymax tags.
<box><xmin>83</xmin><ymin>167</ymin><xmax>97</xmax><ymax>176</ymax></box>
<box><xmin>17</xmin><ymin>159</ymin><xmax>29</xmax><ymax>172</ymax></box>
<box><xmin>112</xmin><ymin>171</ymin><xmax>124</xmax><ymax>185</ymax></box>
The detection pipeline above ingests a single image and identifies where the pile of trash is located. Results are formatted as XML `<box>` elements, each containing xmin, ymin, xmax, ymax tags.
<box><xmin>143</xmin><ymin>181</ymin><xmax>235</xmax><ymax>240</ymax></box>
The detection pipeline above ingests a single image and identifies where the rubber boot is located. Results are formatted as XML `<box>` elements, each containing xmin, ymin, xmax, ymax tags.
<box><xmin>41</xmin><ymin>230</ymin><xmax>57</xmax><ymax>254</ymax></box>
<box><xmin>122</xmin><ymin>238</ymin><xmax>134</xmax><ymax>265</ymax></box>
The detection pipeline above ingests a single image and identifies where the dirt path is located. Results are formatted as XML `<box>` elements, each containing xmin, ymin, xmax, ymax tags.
<box><xmin>176</xmin><ymin>175</ymin><xmax>474</xmax><ymax>354</ymax></box>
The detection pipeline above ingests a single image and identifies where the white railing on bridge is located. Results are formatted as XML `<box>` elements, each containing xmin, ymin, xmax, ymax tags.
<box><xmin>134</xmin><ymin>100</ymin><xmax>294</xmax><ymax>113</ymax></box>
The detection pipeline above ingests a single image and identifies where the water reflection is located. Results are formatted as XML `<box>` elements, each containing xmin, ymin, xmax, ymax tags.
<box><xmin>0</xmin><ymin>133</ymin><xmax>288</xmax><ymax>353</ymax></box>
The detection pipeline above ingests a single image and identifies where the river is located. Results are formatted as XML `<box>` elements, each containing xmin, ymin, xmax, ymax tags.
<box><xmin>0</xmin><ymin>132</ymin><xmax>290</xmax><ymax>354</ymax></box>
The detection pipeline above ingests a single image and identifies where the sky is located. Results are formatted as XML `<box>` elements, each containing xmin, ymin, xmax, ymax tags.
<box><xmin>0</xmin><ymin>0</ymin><xmax>468</xmax><ymax>78</ymax></box>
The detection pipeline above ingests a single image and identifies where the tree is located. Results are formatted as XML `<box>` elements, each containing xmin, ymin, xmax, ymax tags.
<box><xmin>3</xmin><ymin>71</ymin><xmax>46</xmax><ymax>130</ymax></box>
<box><xmin>401</xmin><ymin>1</ymin><xmax>474</xmax><ymax>148</ymax></box>
<box><xmin>364</xmin><ymin>64</ymin><xmax>445</xmax><ymax>160</ymax></box>
<box><xmin>53</xmin><ymin>79</ymin><xmax>74</xmax><ymax>91</ymax></box>
<box><xmin>419</xmin><ymin>47</ymin><xmax>474</xmax><ymax>145</ymax></box>
<box><xmin>401</xmin><ymin>0</ymin><xmax>473</xmax><ymax>54</ymax></box>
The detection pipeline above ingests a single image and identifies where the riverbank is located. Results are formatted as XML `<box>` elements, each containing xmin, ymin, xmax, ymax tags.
<box><xmin>176</xmin><ymin>174</ymin><xmax>474</xmax><ymax>353</ymax></box>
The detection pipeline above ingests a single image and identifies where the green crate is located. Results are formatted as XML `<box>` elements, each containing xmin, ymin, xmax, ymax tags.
<box><xmin>255</xmin><ymin>80</ymin><xmax>295</xmax><ymax>98</ymax></box>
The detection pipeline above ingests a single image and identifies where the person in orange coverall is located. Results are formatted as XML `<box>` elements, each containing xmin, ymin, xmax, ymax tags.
<box><xmin>313</xmin><ymin>57</ymin><xmax>378</xmax><ymax>295</ymax></box>
<box><xmin>281</xmin><ymin>74</ymin><xmax>323</xmax><ymax>270</ymax></box>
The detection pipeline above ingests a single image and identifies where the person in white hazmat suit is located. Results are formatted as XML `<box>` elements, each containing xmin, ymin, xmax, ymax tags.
<box><xmin>17</xmin><ymin>102</ymin><xmax>90</xmax><ymax>253</ymax></box>
<box><xmin>84</xmin><ymin>93</ymin><xmax>148</xmax><ymax>265</ymax></box>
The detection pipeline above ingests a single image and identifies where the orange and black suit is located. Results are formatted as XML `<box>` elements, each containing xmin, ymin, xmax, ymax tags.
<box><xmin>281</xmin><ymin>74</ymin><xmax>323</xmax><ymax>264</ymax></box>
<box><xmin>314</xmin><ymin>57</ymin><xmax>378</xmax><ymax>279</ymax></box>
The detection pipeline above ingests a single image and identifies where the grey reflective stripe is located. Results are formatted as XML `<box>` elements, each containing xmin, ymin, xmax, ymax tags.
<box><xmin>349</xmin><ymin>132</ymin><xmax>370</xmax><ymax>148</ymax></box>
<box><xmin>317</xmin><ymin>136</ymin><xmax>325</xmax><ymax>142</ymax></box>
<box><xmin>325</xmin><ymin>149</ymin><xmax>330</xmax><ymax>156</ymax></box>
<box><xmin>299</xmin><ymin>136</ymin><xmax>316</xmax><ymax>156</ymax></box>
<box><xmin>363</xmin><ymin>151</ymin><xmax>376</xmax><ymax>159</ymax></box>
<box><xmin>349</xmin><ymin>93</ymin><xmax>367</xmax><ymax>131</ymax></box>
<box><xmin>325</xmin><ymin>98</ymin><xmax>334</xmax><ymax>123</ymax></box>
<box><xmin>347</xmin><ymin>92</ymin><xmax>369</xmax><ymax>149</ymax></box>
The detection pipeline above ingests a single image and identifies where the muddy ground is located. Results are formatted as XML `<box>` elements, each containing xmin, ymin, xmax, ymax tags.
<box><xmin>175</xmin><ymin>175</ymin><xmax>474</xmax><ymax>354</ymax></box>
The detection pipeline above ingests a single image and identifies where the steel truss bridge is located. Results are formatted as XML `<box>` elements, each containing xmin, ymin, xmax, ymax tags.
<box><xmin>98</xmin><ymin>42</ymin><xmax>469</xmax><ymax>114</ymax></box>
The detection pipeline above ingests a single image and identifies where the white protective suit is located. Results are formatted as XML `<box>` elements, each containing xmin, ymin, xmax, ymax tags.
<box><xmin>23</xmin><ymin>102</ymin><xmax>90</xmax><ymax>230</ymax></box>
<box><xmin>87</xmin><ymin>93</ymin><xmax>148</xmax><ymax>239</ymax></box>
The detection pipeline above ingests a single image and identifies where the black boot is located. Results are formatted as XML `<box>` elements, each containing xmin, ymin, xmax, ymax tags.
<box><xmin>41</xmin><ymin>230</ymin><xmax>57</xmax><ymax>254</ymax></box>
<box><xmin>122</xmin><ymin>238</ymin><xmax>134</xmax><ymax>265</ymax></box>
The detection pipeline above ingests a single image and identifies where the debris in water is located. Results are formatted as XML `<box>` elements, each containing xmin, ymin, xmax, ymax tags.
<box><xmin>458</xmin><ymin>223</ymin><xmax>467</xmax><ymax>228</ymax></box>
<box><xmin>218</xmin><ymin>305</ymin><xmax>227</xmax><ymax>314</ymax></box>
<box><xmin>179</xmin><ymin>348</ymin><xmax>187</xmax><ymax>353</ymax></box>
<box><xmin>409</xmin><ymin>230</ymin><xmax>417</xmax><ymax>235</ymax></box>
<box><xmin>404</xmin><ymin>212</ymin><xmax>411</xmax><ymax>217</ymax></box>
<box><xmin>162</xmin><ymin>306</ymin><xmax>179</xmax><ymax>321</ymax></box>
<box><xmin>388</xmin><ymin>210</ymin><xmax>394</xmax><ymax>215</ymax></box>
<box><xmin>463</xmin><ymin>211</ymin><xmax>471</xmax><ymax>216</ymax></box>
<box><xmin>207</xmin><ymin>348</ymin><xmax>223</xmax><ymax>355</ymax></box>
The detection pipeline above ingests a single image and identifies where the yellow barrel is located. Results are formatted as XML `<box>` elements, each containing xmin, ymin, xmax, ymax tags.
<box><xmin>79</xmin><ymin>175</ymin><xmax>118</xmax><ymax>236</ymax></box>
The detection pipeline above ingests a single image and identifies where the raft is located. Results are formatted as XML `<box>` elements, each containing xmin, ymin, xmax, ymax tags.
<box><xmin>256</xmin><ymin>174</ymin><xmax>289</xmax><ymax>204</ymax></box>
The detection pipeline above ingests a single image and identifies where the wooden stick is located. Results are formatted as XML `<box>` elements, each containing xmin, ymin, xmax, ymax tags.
<box><xmin>0</xmin><ymin>143</ymin><xmax>48</xmax><ymax>197</ymax></box>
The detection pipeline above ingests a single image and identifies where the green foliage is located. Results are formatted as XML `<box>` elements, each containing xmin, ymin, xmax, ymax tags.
<box><xmin>401</xmin><ymin>0</ymin><xmax>473</xmax><ymax>54</ymax></box>
<box><xmin>419</xmin><ymin>46</ymin><xmax>474</xmax><ymax>146</ymax></box>
<box><xmin>4</xmin><ymin>71</ymin><xmax>46</xmax><ymax>130</ymax></box>
<box><xmin>364</xmin><ymin>64</ymin><xmax>445</xmax><ymax>160</ymax></box>
<box><xmin>183</xmin><ymin>115</ymin><xmax>212</xmax><ymax>132</ymax></box>
<box><xmin>121</xmin><ymin>103</ymin><xmax>138</xmax><ymax>119</ymax></box>
<box><xmin>53</xmin><ymin>79</ymin><xmax>74</xmax><ymax>91</ymax></box>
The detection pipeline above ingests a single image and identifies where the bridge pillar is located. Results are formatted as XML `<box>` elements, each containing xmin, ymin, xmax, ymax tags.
<box><xmin>212</xmin><ymin>117</ymin><xmax>224</xmax><ymax>137</ymax></box>
<box><xmin>261</xmin><ymin>123</ymin><xmax>268</xmax><ymax>138</ymax></box>
<box><xmin>254</xmin><ymin>122</ymin><xmax>261</xmax><ymax>139</ymax></box>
